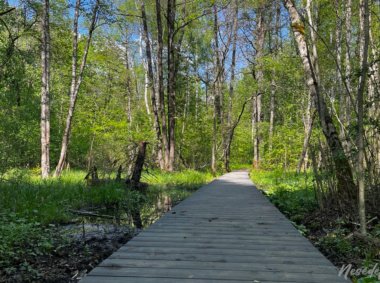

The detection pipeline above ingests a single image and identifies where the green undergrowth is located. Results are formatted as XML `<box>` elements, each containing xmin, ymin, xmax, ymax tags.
<box><xmin>250</xmin><ymin>169</ymin><xmax>317</xmax><ymax>224</ymax></box>
<box><xmin>0</xmin><ymin>168</ymin><xmax>213</xmax><ymax>224</ymax></box>
<box><xmin>0</xmin><ymin>168</ymin><xmax>214</xmax><ymax>275</ymax></box>
<box><xmin>250</xmin><ymin>169</ymin><xmax>380</xmax><ymax>283</ymax></box>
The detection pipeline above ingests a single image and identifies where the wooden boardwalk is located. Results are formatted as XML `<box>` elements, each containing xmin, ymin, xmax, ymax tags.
<box><xmin>81</xmin><ymin>171</ymin><xmax>348</xmax><ymax>283</ymax></box>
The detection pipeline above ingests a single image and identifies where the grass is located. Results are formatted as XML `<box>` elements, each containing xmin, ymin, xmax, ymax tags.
<box><xmin>249</xmin><ymin>169</ymin><xmax>317</xmax><ymax>224</ymax></box>
<box><xmin>250</xmin><ymin>169</ymin><xmax>380</xmax><ymax>283</ymax></box>
<box><xmin>0</xmin><ymin>168</ymin><xmax>213</xmax><ymax>224</ymax></box>
<box><xmin>0</xmin><ymin>168</ymin><xmax>214</xmax><ymax>276</ymax></box>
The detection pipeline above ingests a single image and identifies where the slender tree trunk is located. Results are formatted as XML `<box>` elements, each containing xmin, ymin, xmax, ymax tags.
<box><xmin>224</xmin><ymin>0</ymin><xmax>238</xmax><ymax>172</ymax></box>
<box><xmin>297</xmin><ymin>91</ymin><xmax>313</xmax><ymax>173</ymax></box>
<box><xmin>137</xmin><ymin>27</ymin><xmax>151</xmax><ymax>117</ymax></box>
<box><xmin>334</xmin><ymin>0</ymin><xmax>343</xmax><ymax>103</ymax></box>
<box><xmin>357</xmin><ymin>0</ymin><xmax>370</xmax><ymax>235</ymax></box>
<box><xmin>212</xmin><ymin>85</ymin><xmax>217</xmax><ymax>175</ymax></box>
<box><xmin>155</xmin><ymin>0</ymin><xmax>168</xmax><ymax>170</ymax></box>
<box><xmin>305</xmin><ymin>0</ymin><xmax>320</xmax><ymax>82</ymax></box>
<box><xmin>213</xmin><ymin>3</ymin><xmax>222</xmax><ymax>124</ymax></box>
<box><xmin>40</xmin><ymin>0</ymin><xmax>50</xmax><ymax>178</ymax></box>
<box><xmin>225</xmin><ymin>97</ymin><xmax>253</xmax><ymax>173</ymax></box>
<box><xmin>212</xmin><ymin>4</ymin><xmax>222</xmax><ymax>174</ymax></box>
<box><xmin>143</xmin><ymin>71</ymin><xmax>151</xmax><ymax>115</ymax></box>
<box><xmin>269</xmin><ymin>83</ymin><xmax>275</xmax><ymax>152</ymax></box>
<box><xmin>252</xmin><ymin>95</ymin><xmax>258</xmax><ymax>167</ymax></box>
<box><xmin>284</xmin><ymin>0</ymin><xmax>357</xmax><ymax>203</ymax></box>
<box><xmin>269</xmin><ymin>1</ymin><xmax>281</xmax><ymax>152</ymax></box>
<box><xmin>195</xmin><ymin>77</ymin><xmax>199</xmax><ymax>120</ymax></box>
<box><xmin>182</xmin><ymin>77</ymin><xmax>190</xmax><ymax>136</ymax></box>
<box><xmin>124</xmin><ymin>38</ymin><xmax>133</xmax><ymax>124</ymax></box>
<box><xmin>344</xmin><ymin>0</ymin><xmax>352</xmax><ymax>123</ymax></box>
<box><xmin>54</xmin><ymin>0</ymin><xmax>99</xmax><ymax>177</ymax></box>
<box><xmin>368</xmin><ymin>11</ymin><xmax>380</xmax><ymax>175</ymax></box>
<box><xmin>140</xmin><ymin>1</ymin><xmax>164</xmax><ymax>168</ymax></box>
<box><xmin>167</xmin><ymin>0</ymin><xmax>176</xmax><ymax>171</ymax></box>
<box><xmin>253</xmin><ymin>5</ymin><xmax>266</xmax><ymax>169</ymax></box>
<box><xmin>339</xmin><ymin>0</ymin><xmax>353</xmax><ymax>156</ymax></box>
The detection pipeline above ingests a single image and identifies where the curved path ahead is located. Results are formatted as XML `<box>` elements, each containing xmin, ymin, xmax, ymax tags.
<box><xmin>81</xmin><ymin>171</ymin><xmax>348</xmax><ymax>283</ymax></box>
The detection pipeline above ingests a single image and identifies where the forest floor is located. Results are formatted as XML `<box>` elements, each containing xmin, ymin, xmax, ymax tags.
<box><xmin>250</xmin><ymin>169</ymin><xmax>380</xmax><ymax>283</ymax></box>
<box><xmin>0</xmin><ymin>169</ymin><xmax>213</xmax><ymax>282</ymax></box>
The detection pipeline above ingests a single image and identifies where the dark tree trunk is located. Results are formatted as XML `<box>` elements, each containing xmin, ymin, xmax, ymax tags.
<box><xmin>128</xmin><ymin>141</ymin><xmax>148</xmax><ymax>229</ymax></box>
<box><xmin>131</xmin><ymin>141</ymin><xmax>148</xmax><ymax>185</ymax></box>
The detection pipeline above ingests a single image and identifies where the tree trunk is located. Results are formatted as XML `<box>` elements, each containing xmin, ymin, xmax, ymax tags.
<box><xmin>334</xmin><ymin>0</ymin><xmax>343</xmax><ymax>103</ymax></box>
<box><xmin>167</xmin><ymin>0</ymin><xmax>176</xmax><ymax>171</ymax></box>
<box><xmin>225</xmin><ymin>97</ymin><xmax>253</xmax><ymax>173</ymax></box>
<box><xmin>140</xmin><ymin>1</ymin><xmax>164</xmax><ymax>169</ymax></box>
<box><xmin>54</xmin><ymin>0</ymin><xmax>99</xmax><ymax>177</ymax></box>
<box><xmin>128</xmin><ymin>141</ymin><xmax>148</xmax><ymax>229</ymax></box>
<box><xmin>253</xmin><ymin>4</ymin><xmax>265</xmax><ymax>169</ymax></box>
<box><xmin>124</xmin><ymin>38</ymin><xmax>133</xmax><ymax>124</ymax></box>
<box><xmin>212</xmin><ymin>3</ymin><xmax>222</xmax><ymax>174</ymax></box>
<box><xmin>155</xmin><ymin>0</ymin><xmax>168</xmax><ymax>170</ymax></box>
<box><xmin>340</xmin><ymin>0</ymin><xmax>353</xmax><ymax>155</ymax></box>
<box><xmin>297</xmin><ymin>91</ymin><xmax>313</xmax><ymax>173</ymax></box>
<box><xmin>212</xmin><ymin>89</ymin><xmax>217</xmax><ymax>175</ymax></box>
<box><xmin>213</xmin><ymin>3</ymin><xmax>222</xmax><ymax>124</ymax></box>
<box><xmin>224</xmin><ymin>0</ymin><xmax>239</xmax><ymax>172</ymax></box>
<box><xmin>357</xmin><ymin>0</ymin><xmax>370</xmax><ymax>235</ymax></box>
<box><xmin>130</xmin><ymin>141</ymin><xmax>148</xmax><ymax>185</ymax></box>
<box><xmin>40</xmin><ymin>0</ymin><xmax>50</xmax><ymax>179</ymax></box>
<box><xmin>269</xmin><ymin>1</ymin><xmax>281</xmax><ymax>152</ymax></box>
<box><xmin>368</xmin><ymin>11</ymin><xmax>380</xmax><ymax>176</ymax></box>
<box><xmin>284</xmin><ymin>0</ymin><xmax>357</xmax><ymax>203</ymax></box>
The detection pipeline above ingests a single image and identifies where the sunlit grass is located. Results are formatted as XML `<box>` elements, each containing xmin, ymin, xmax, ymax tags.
<box><xmin>0</xmin><ymin>168</ymin><xmax>215</xmax><ymax>271</ymax></box>
<box><xmin>0</xmin><ymin>168</ymin><xmax>214</xmax><ymax>225</ymax></box>
<box><xmin>250</xmin><ymin>169</ymin><xmax>317</xmax><ymax>223</ymax></box>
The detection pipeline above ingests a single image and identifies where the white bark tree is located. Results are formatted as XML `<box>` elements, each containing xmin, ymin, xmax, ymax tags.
<box><xmin>40</xmin><ymin>0</ymin><xmax>50</xmax><ymax>178</ymax></box>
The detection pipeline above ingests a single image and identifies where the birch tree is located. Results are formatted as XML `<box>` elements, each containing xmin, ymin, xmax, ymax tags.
<box><xmin>283</xmin><ymin>0</ymin><xmax>357</xmax><ymax>202</ymax></box>
<box><xmin>357</xmin><ymin>0</ymin><xmax>370</xmax><ymax>235</ymax></box>
<box><xmin>40</xmin><ymin>0</ymin><xmax>50</xmax><ymax>178</ymax></box>
<box><xmin>54</xmin><ymin>0</ymin><xmax>100</xmax><ymax>177</ymax></box>
<box><xmin>252</xmin><ymin>3</ymin><xmax>266</xmax><ymax>169</ymax></box>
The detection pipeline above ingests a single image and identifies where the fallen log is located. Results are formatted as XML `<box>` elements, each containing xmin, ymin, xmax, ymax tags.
<box><xmin>68</xmin><ymin>209</ymin><xmax>127</xmax><ymax>221</ymax></box>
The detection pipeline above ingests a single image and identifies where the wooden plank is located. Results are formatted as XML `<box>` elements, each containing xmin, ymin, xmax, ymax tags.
<box><xmin>131</xmin><ymin>236</ymin><xmax>315</xmax><ymax>246</ymax></box>
<box><xmin>80</xmin><ymin>171</ymin><xmax>349</xmax><ymax>283</ymax></box>
<box><xmin>136</xmin><ymin>232</ymin><xmax>302</xmax><ymax>241</ymax></box>
<box><xmin>116</xmin><ymin>246</ymin><xmax>330</xmax><ymax>258</ymax></box>
<box><xmin>108</xmin><ymin>252</ymin><xmax>333</xmax><ymax>265</ymax></box>
<box><xmin>124</xmin><ymin>241</ymin><xmax>317</xmax><ymax>252</ymax></box>
<box><xmin>86</xmin><ymin>267</ymin><xmax>348</xmax><ymax>283</ymax></box>
<box><xmin>81</xmin><ymin>276</ymin><xmax>314</xmax><ymax>283</ymax></box>
<box><xmin>99</xmin><ymin>258</ymin><xmax>338</xmax><ymax>273</ymax></box>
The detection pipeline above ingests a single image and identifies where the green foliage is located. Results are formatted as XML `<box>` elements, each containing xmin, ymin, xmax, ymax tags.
<box><xmin>0</xmin><ymin>213</ymin><xmax>60</xmax><ymax>270</ymax></box>
<box><xmin>250</xmin><ymin>169</ymin><xmax>379</xmax><ymax>282</ymax></box>
<box><xmin>355</xmin><ymin>277</ymin><xmax>380</xmax><ymax>283</ymax></box>
<box><xmin>0</xmin><ymin>168</ymin><xmax>213</xmax><ymax>277</ymax></box>
<box><xmin>250</xmin><ymin>169</ymin><xmax>317</xmax><ymax>223</ymax></box>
